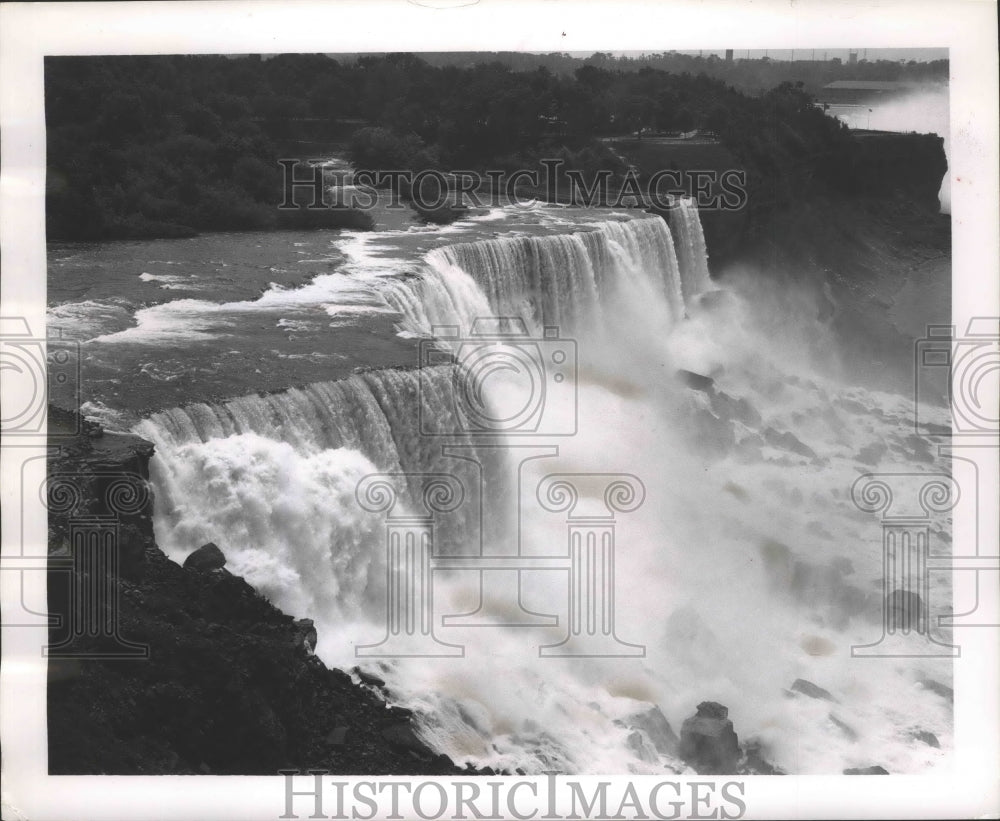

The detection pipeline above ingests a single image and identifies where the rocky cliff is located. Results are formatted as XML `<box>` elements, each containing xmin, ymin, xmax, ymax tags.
<box><xmin>45</xmin><ymin>407</ymin><xmax>479</xmax><ymax>776</ymax></box>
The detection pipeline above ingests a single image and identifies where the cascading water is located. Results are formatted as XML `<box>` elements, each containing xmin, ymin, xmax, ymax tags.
<box><xmin>136</xmin><ymin>367</ymin><xmax>512</xmax><ymax>561</ymax></box>
<box><xmin>136</xmin><ymin>202</ymin><xmax>952</xmax><ymax>775</ymax></box>
<box><xmin>669</xmin><ymin>198</ymin><xmax>712</xmax><ymax>303</ymax></box>
<box><xmin>383</xmin><ymin>214</ymin><xmax>690</xmax><ymax>337</ymax></box>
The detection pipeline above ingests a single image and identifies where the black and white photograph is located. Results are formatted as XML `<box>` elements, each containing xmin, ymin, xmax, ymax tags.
<box><xmin>1</xmin><ymin>1</ymin><xmax>997</xmax><ymax>819</ymax></box>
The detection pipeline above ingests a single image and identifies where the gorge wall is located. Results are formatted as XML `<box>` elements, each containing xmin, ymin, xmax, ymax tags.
<box><xmin>45</xmin><ymin>407</ymin><xmax>478</xmax><ymax>775</ymax></box>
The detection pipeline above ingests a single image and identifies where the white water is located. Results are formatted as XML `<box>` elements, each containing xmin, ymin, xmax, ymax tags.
<box><xmin>381</xmin><ymin>210</ymin><xmax>691</xmax><ymax>338</ymax></box>
<box><xmin>136</xmin><ymin>203</ymin><xmax>953</xmax><ymax>775</ymax></box>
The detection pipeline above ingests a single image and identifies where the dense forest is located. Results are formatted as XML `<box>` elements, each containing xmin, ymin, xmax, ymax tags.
<box><xmin>46</xmin><ymin>52</ymin><xmax>911</xmax><ymax>240</ymax></box>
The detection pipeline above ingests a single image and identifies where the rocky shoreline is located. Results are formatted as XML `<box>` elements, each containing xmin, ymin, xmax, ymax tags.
<box><xmin>43</xmin><ymin>130</ymin><xmax>952</xmax><ymax>773</ymax></box>
<box><xmin>46</xmin><ymin>407</ymin><xmax>483</xmax><ymax>775</ymax></box>
<box><xmin>45</xmin><ymin>409</ymin><xmax>783</xmax><ymax>776</ymax></box>
<box><xmin>46</xmin><ymin>404</ymin><xmax>951</xmax><ymax>776</ymax></box>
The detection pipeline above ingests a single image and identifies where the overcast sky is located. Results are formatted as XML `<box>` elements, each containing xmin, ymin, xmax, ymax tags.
<box><xmin>599</xmin><ymin>48</ymin><xmax>948</xmax><ymax>62</ymax></box>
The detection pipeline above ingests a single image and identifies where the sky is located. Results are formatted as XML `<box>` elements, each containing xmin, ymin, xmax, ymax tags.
<box><xmin>583</xmin><ymin>48</ymin><xmax>949</xmax><ymax>63</ymax></box>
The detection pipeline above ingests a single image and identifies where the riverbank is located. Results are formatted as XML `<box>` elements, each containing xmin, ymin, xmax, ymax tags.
<box><xmin>46</xmin><ymin>407</ymin><xmax>486</xmax><ymax>775</ymax></box>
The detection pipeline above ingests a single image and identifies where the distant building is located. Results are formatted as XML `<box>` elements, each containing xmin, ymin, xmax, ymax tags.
<box><xmin>849</xmin><ymin>51</ymin><xmax>858</xmax><ymax>65</ymax></box>
<box><xmin>725</xmin><ymin>49</ymin><xmax>734</xmax><ymax>62</ymax></box>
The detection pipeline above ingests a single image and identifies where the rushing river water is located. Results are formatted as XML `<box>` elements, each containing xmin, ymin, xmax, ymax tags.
<box><xmin>48</xmin><ymin>196</ymin><xmax>953</xmax><ymax>775</ymax></box>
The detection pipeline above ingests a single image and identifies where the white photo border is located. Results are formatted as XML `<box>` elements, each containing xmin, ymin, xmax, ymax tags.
<box><xmin>1</xmin><ymin>1</ymin><xmax>997</xmax><ymax>819</ymax></box>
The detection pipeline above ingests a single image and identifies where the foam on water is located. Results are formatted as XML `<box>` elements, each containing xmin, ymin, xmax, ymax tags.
<box><xmin>139</xmin><ymin>272</ymin><xmax>199</xmax><ymax>290</ymax></box>
<box><xmin>134</xmin><ymin>203</ymin><xmax>953</xmax><ymax>775</ymax></box>
<box><xmin>46</xmin><ymin>299</ymin><xmax>137</xmax><ymax>341</ymax></box>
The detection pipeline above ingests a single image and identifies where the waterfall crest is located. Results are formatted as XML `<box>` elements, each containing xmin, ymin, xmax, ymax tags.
<box><xmin>384</xmin><ymin>214</ymin><xmax>708</xmax><ymax>336</ymax></box>
<box><xmin>135</xmin><ymin>366</ymin><xmax>510</xmax><ymax>560</ymax></box>
<box><xmin>668</xmin><ymin>199</ymin><xmax>712</xmax><ymax>302</ymax></box>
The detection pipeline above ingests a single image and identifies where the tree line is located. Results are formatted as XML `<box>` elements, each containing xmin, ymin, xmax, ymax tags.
<box><xmin>46</xmin><ymin>52</ymin><xmax>881</xmax><ymax>240</ymax></box>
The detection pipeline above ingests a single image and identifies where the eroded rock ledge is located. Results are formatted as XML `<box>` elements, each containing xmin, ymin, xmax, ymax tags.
<box><xmin>45</xmin><ymin>406</ymin><xmax>478</xmax><ymax>775</ymax></box>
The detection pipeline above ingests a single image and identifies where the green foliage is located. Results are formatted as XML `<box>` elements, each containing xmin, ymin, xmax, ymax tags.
<box><xmin>348</xmin><ymin>127</ymin><xmax>440</xmax><ymax>172</ymax></box>
<box><xmin>46</xmin><ymin>52</ymin><xmax>879</xmax><ymax>239</ymax></box>
<box><xmin>46</xmin><ymin>56</ymin><xmax>303</xmax><ymax>240</ymax></box>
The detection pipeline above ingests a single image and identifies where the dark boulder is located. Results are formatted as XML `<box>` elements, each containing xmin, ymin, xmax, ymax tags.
<box><xmin>829</xmin><ymin>714</ymin><xmax>858</xmax><ymax>741</ymax></box>
<box><xmin>693</xmin><ymin>701</ymin><xmax>729</xmax><ymax>720</ymax></box>
<box><xmin>918</xmin><ymin>678</ymin><xmax>953</xmax><ymax>703</ymax></box>
<box><xmin>788</xmin><ymin>678</ymin><xmax>837</xmax><ymax>702</ymax></box>
<box><xmin>741</xmin><ymin>739</ymin><xmax>786</xmax><ymax>775</ymax></box>
<box><xmin>381</xmin><ymin>722</ymin><xmax>434</xmax><ymax>758</ymax></box>
<box><xmin>183</xmin><ymin>542</ymin><xmax>226</xmax><ymax>572</ymax></box>
<box><xmin>910</xmin><ymin>729</ymin><xmax>940</xmax><ymax>748</ymax></box>
<box><xmin>353</xmin><ymin>667</ymin><xmax>386</xmax><ymax>688</ymax></box>
<box><xmin>679</xmin><ymin>701</ymin><xmax>740</xmax><ymax>774</ymax></box>
<box><xmin>624</xmin><ymin>729</ymin><xmax>660</xmax><ymax>764</ymax></box>
<box><xmin>763</xmin><ymin>427</ymin><xmax>817</xmax><ymax>459</ymax></box>
<box><xmin>618</xmin><ymin>704</ymin><xmax>680</xmax><ymax>757</ymax></box>
<box><xmin>712</xmin><ymin>391</ymin><xmax>762</xmax><ymax>427</ymax></box>
<box><xmin>293</xmin><ymin>619</ymin><xmax>317</xmax><ymax>654</ymax></box>
<box><xmin>856</xmin><ymin>442</ymin><xmax>888</xmax><ymax>465</ymax></box>
<box><xmin>429</xmin><ymin>753</ymin><xmax>457</xmax><ymax>774</ymax></box>
<box><xmin>678</xmin><ymin>370</ymin><xmax>715</xmax><ymax>393</ymax></box>
<box><xmin>844</xmin><ymin>765</ymin><xmax>889</xmax><ymax>775</ymax></box>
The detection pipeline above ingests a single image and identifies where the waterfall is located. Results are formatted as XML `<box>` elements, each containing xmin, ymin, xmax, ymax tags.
<box><xmin>383</xmin><ymin>214</ymin><xmax>705</xmax><ymax>337</ymax></box>
<box><xmin>134</xmin><ymin>366</ymin><xmax>514</xmax><ymax>568</ymax></box>
<box><xmin>130</xmin><ymin>202</ymin><xmax>745</xmax><ymax>774</ymax></box>
<box><xmin>668</xmin><ymin>198</ymin><xmax>712</xmax><ymax>302</ymax></box>
<box><xmin>126</xmin><ymin>195</ymin><xmax>952</xmax><ymax>775</ymax></box>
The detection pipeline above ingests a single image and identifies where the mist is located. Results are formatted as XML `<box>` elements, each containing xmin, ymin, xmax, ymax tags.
<box><xmin>838</xmin><ymin>84</ymin><xmax>951</xmax><ymax>213</ymax></box>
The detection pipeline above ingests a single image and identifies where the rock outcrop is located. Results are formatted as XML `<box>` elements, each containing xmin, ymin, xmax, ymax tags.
<box><xmin>844</xmin><ymin>765</ymin><xmax>889</xmax><ymax>775</ymax></box>
<box><xmin>788</xmin><ymin>678</ymin><xmax>837</xmax><ymax>702</ymax></box>
<box><xmin>679</xmin><ymin>701</ymin><xmax>740</xmax><ymax>775</ymax></box>
<box><xmin>918</xmin><ymin>678</ymin><xmax>953</xmax><ymax>703</ymax></box>
<box><xmin>740</xmin><ymin>739</ymin><xmax>786</xmax><ymax>775</ymax></box>
<box><xmin>616</xmin><ymin>704</ymin><xmax>680</xmax><ymax>759</ymax></box>
<box><xmin>183</xmin><ymin>542</ymin><xmax>227</xmax><ymax>572</ymax></box>
<box><xmin>45</xmin><ymin>405</ymin><xmax>480</xmax><ymax>776</ymax></box>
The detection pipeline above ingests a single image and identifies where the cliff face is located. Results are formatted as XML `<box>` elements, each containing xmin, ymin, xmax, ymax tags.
<box><xmin>838</xmin><ymin>131</ymin><xmax>947</xmax><ymax>208</ymax></box>
<box><xmin>632</xmin><ymin>130</ymin><xmax>947</xmax><ymax>269</ymax></box>
<box><xmin>46</xmin><ymin>408</ymin><xmax>475</xmax><ymax>775</ymax></box>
